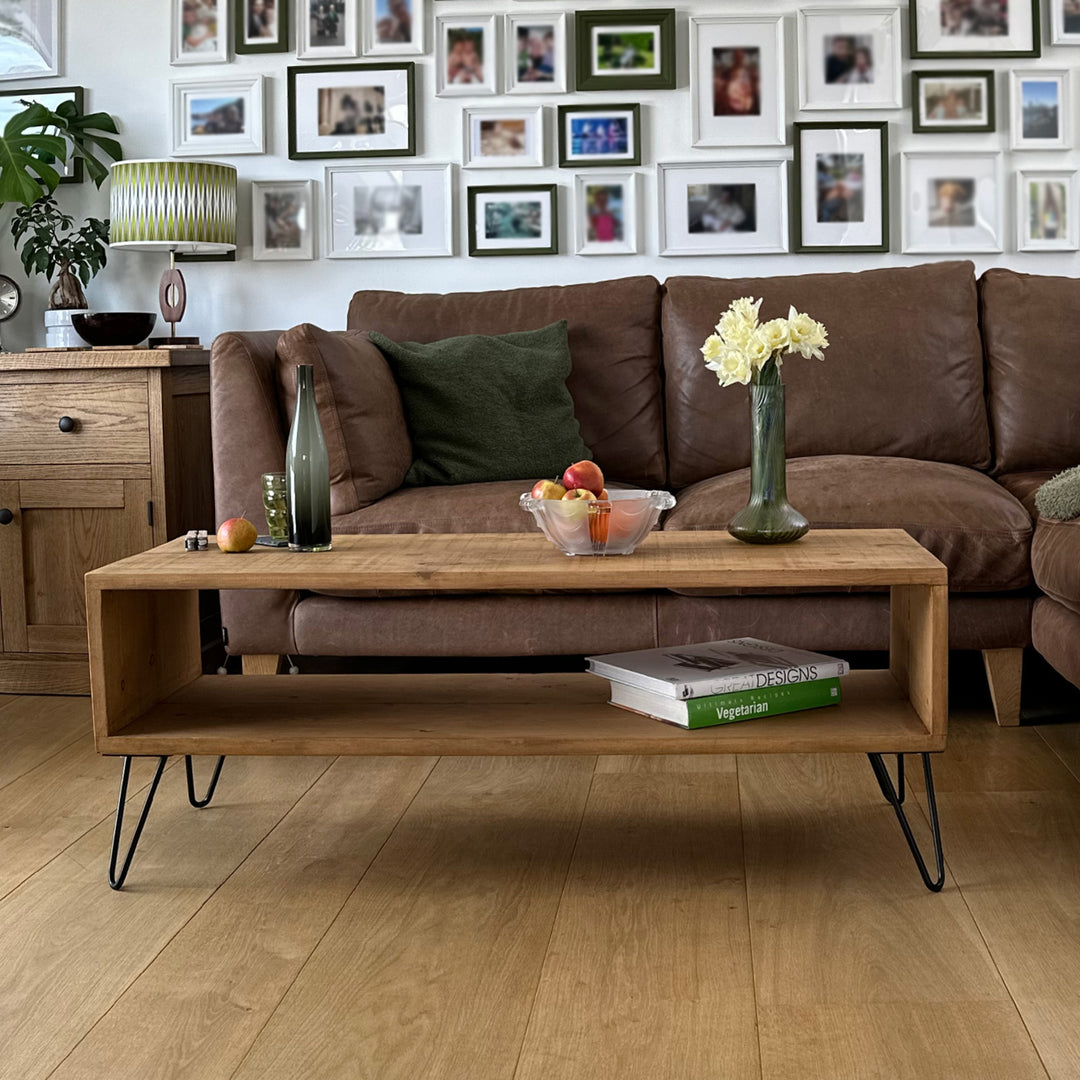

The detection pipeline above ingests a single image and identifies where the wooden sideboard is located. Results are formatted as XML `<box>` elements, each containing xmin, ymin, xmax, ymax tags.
<box><xmin>0</xmin><ymin>348</ymin><xmax>215</xmax><ymax>694</ymax></box>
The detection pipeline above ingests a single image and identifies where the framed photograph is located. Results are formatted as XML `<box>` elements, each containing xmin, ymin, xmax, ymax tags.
<box><xmin>793</xmin><ymin>121</ymin><xmax>889</xmax><ymax>253</ymax></box>
<box><xmin>0</xmin><ymin>0</ymin><xmax>60</xmax><ymax>80</ymax></box>
<box><xmin>288</xmin><ymin>62</ymin><xmax>415</xmax><ymax>159</ymax></box>
<box><xmin>298</xmin><ymin>0</ymin><xmax>357</xmax><ymax>59</ymax></box>
<box><xmin>326</xmin><ymin>163</ymin><xmax>452</xmax><ymax>258</ymax></box>
<box><xmin>0</xmin><ymin>85</ymin><xmax>82</xmax><ymax>182</ymax></box>
<box><xmin>252</xmin><ymin>179</ymin><xmax>315</xmax><ymax>260</ymax></box>
<box><xmin>506</xmin><ymin>12</ymin><xmax>566</xmax><ymax>94</ymax></box>
<box><xmin>236</xmin><ymin>0</ymin><xmax>288</xmax><ymax>53</ymax></box>
<box><xmin>575</xmin><ymin>9</ymin><xmax>676</xmax><ymax>92</ymax></box>
<box><xmin>436</xmin><ymin>15</ymin><xmax>497</xmax><ymax>96</ymax></box>
<box><xmin>912</xmin><ymin>70</ymin><xmax>995</xmax><ymax>133</ymax></box>
<box><xmin>463</xmin><ymin>105</ymin><xmax>545</xmax><ymax>169</ymax></box>
<box><xmin>798</xmin><ymin>7</ymin><xmax>902</xmax><ymax>111</ymax></box>
<box><xmin>1050</xmin><ymin>0</ymin><xmax>1080</xmax><ymax>43</ymax></box>
<box><xmin>171</xmin><ymin>75</ymin><xmax>265</xmax><ymax>156</ymax></box>
<box><xmin>557</xmin><ymin>104</ymin><xmax>640</xmax><ymax>168</ymax></box>
<box><xmin>909</xmin><ymin>0</ymin><xmax>1039</xmax><ymax>58</ymax></box>
<box><xmin>172</xmin><ymin>0</ymin><xmax>229</xmax><ymax>65</ymax></box>
<box><xmin>362</xmin><ymin>0</ymin><xmax>422</xmax><ymax>56</ymax></box>
<box><xmin>467</xmin><ymin>184</ymin><xmax>557</xmax><ymax>256</ymax></box>
<box><xmin>1010</xmin><ymin>70</ymin><xmax>1070</xmax><ymax>150</ymax></box>
<box><xmin>1016</xmin><ymin>169</ymin><xmax>1078</xmax><ymax>251</ymax></box>
<box><xmin>690</xmin><ymin>16</ymin><xmax>784</xmax><ymax>149</ymax></box>
<box><xmin>901</xmin><ymin>151</ymin><xmax>1003</xmax><ymax>254</ymax></box>
<box><xmin>658</xmin><ymin>160</ymin><xmax>788</xmax><ymax>257</ymax></box>
<box><xmin>574</xmin><ymin>172</ymin><xmax>639</xmax><ymax>255</ymax></box>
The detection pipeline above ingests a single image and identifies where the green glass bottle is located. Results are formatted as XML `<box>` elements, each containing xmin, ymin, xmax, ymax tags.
<box><xmin>286</xmin><ymin>364</ymin><xmax>332</xmax><ymax>552</ymax></box>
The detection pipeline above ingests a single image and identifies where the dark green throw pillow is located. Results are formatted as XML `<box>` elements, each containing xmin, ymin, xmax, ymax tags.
<box><xmin>369</xmin><ymin>321</ymin><xmax>592</xmax><ymax>487</ymax></box>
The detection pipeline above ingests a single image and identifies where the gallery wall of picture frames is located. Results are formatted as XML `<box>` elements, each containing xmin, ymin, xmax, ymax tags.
<box><xmin>4</xmin><ymin>0</ymin><xmax>1080</xmax><ymax>264</ymax></box>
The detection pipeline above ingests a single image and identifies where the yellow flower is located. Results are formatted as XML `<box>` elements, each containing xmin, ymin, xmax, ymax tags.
<box><xmin>787</xmin><ymin>307</ymin><xmax>829</xmax><ymax>360</ymax></box>
<box><xmin>700</xmin><ymin>333</ymin><xmax>725</xmax><ymax>363</ymax></box>
<box><xmin>758</xmin><ymin>317</ymin><xmax>790</xmax><ymax>356</ymax></box>
<box><xmin>745</xmin><ymin>331</ymin><xmax>774</xmax><ymax>370</ymax></box>
<box><xmin>712</xmin><ymin>348</ymin><xmax>752</xmax><ymax>387</ymax></box>
<box><xmin>716</xmin><ymin>296</ymin><xmax>762</xmax><ymax>344</ymax></box>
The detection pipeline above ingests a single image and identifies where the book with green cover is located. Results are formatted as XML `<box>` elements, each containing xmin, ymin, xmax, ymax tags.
<box><xmin>609</xmin><ymin>677</ymin><xmax>842</xmax><ymax>729</ymax></box>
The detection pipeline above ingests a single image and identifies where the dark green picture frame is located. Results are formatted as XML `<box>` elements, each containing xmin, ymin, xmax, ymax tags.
<box><xmin>0</xmin><ymin>85</ymin><xmax>84</xmax><ymax>185</ymax></box>
<box><xmin>287</xmin><ymin>63</ymin><xmax>416</xmax><ymax>160</ymax></box>
<box><xmin>912</xmin><ymin>70</ymin><xmax>995</xmax><ymax>134</ymax></box>
<box><xmin>909</xmin><ymin>0</ymin><xmax>1040</xmax><ymax>59</ymax></box>
<box><xmin>467</xmin><ymin>185</ymin><xmax>558</xmax><ymax>257</ymax></box>
<box><xmin>792</xmin><ymin>121</ymin><xmax>889</xmax><ymax>254</ymax></box>
<box><xmin>557</xmin><ymin>103</ymin><xmax>641</xmax><ymax>168</ymax></box>
<box><xmin>575</xmin><ymin>10</ymin><xmax>676</xmax><ymax>91</ymax></box>
<box><xmin>235</xmin><ymin>0</ymin><xmax>290</xmax><ymax>54</ymax></box>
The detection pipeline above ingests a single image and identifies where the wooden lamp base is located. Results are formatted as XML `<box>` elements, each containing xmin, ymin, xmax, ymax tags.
<box><xmin>150</xmin><ymin>263</ymin><xmax>200</xmax><ymax>349</ymax></box>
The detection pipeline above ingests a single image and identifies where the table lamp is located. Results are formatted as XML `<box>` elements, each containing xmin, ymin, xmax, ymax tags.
<box><xmin>110</xmin><ymin>159</ymin><xmax>237</xmax><ymax>347</ymax></box>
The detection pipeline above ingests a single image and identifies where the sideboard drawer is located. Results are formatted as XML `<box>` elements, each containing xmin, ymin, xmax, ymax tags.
<box><xmin>0</xmin><ymin>380</ymin><xmax>150</xmax><ymax>465</ymax></box>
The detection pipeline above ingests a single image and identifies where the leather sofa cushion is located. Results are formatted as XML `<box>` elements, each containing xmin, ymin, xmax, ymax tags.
<box><xmin>277</xmin><ymin>324</ymin><xmax>412</xmax><ymax>515</ymax></box>
<box><xmin>1032</xmin><ymin>517</ymin><xmax>1080</xmax><ymax>615</ymax></box>
<box><xmin>347</xmin><ymin>276</ymin><xmax>666</xmax><ymax>488</ymax></box>
<box><xmin>663</xmin><ymin>262</ymin><xmax>991</xmax><ymax>489</ymax></box>
<box><xmin>981</xmin><ymin>268</ymin><xmax>1080</xmax><ymax>474</ymax></box>
<box><xmin>663</xmin><ymin>455</ymin><xmax>1032</xmax><ymax>593</ymax></box>
<box><xmin>998</xmin><ymin>470</ymin><xmax>1057</xmax><ymax>521</ymax></box>
<box><xmin>1033</xmin><ymin>597</ymin><xmax>1080</xmax><ymax>689</ymax></box>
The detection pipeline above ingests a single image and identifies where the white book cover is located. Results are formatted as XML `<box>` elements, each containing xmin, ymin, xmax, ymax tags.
<box><xmin>586</xmin><ymin>638</ymin><xmax>850</xmax><ymax>700</ymax></box>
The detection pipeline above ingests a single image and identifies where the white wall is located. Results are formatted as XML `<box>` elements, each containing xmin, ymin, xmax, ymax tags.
<box><xmin>3</xmin><ymin>0</ymin><xmax>1078</xmax><ymax>351</ymax></box>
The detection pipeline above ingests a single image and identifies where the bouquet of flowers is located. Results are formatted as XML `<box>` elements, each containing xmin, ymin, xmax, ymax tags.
<box><xmin>700</xmin><ymin>297</ymin><xmax>829</xmax><ymax>387</ymax></box>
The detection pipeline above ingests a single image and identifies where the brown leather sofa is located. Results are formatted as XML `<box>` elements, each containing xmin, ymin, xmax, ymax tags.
<box><xmin>210</xmin><ymin>261</ymin><xmax>1079</xmax><ymax>725</ymax></box>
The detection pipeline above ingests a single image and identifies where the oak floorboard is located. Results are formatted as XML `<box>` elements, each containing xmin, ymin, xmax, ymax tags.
<box><xmin>0</xmin><ymin>695</ymin><xmax>89</xmax><ymax>789</ymax></box>
<box><xmin>230</xmin><ymin>756</ymin><xmax>596</xmax><ymax>1080</ymax></box>
<box><xmin>0</xmin><ymin>755</ymin><xmax>332</xmax><ymax>1080</ymax></box>
<box><xmin>1035</xmin><ymin>720</ymin><xmax>1080</xmax><ymax>785</ymax></box>
<box><xmin>738</xmin><ymin>753</ymin><xmax>1048</xmax><ymax>1080</ymax></box>
<box><xmin>513</xmin><ymin>769</ymin><xmax>760</xmax><ymax>1080</ymax></box>
<box><xmin>49</xmin><ymin>756</ymin><xmax>437</xmax><ymax>1080</ymax></box>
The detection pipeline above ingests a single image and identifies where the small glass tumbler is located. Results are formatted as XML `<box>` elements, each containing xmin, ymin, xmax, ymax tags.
<box><xmin>261</xmin><ymin>472</ymin><xmax>289</xmax><ymax>542</ymax></box>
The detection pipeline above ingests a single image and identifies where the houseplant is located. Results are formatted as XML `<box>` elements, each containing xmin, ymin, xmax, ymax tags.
<box><xmin>700</xmin><ymin>298</ymin><xmax>829</xmax><ymax>544</ymax></box>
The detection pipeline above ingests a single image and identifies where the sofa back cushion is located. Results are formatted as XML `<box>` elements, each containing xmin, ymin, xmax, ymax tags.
<box><xmin>980</xmin><ymin>268</ymin><xmax>1080</xmax><ymax>474</ymax></box>
<box><xmin>662</xmin><ymin>262</ymin><xmax>991</xmax><ymax>489</ymax></box>
<box><xmin>347</xmin><ymin>276</ymin><xmax>665</xmax><ymax>487</ymax></box>
<box><xmin>277</xmin><ymin>324</ymin><xmax>412</xmax><ymax>515</ymax></box>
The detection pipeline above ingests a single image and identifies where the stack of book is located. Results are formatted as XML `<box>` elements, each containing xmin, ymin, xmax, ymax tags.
<box><xmin>586</xmin><ymin>637</ymin><xmax>850</xmax><ymax>729</ymax></box>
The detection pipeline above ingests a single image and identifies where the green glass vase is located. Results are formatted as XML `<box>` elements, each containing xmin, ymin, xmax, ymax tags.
<box><xmin>727</xmin><ymin>383</ymin><xmax>809</xmax><ymax>545</ymax></box>
<box><xmin>286</xmin><ymin>364</ymin><xmax>333</xmax><ymax>552</ymax></box>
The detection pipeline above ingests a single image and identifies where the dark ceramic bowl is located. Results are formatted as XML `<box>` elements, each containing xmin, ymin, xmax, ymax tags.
<box><xmin>71</xmin><ymin>312</ymin><xmax>157</xmax><ymax>347</ymax></box>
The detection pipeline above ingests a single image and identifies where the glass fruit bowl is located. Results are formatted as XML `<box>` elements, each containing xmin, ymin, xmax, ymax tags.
<box><xmin>519</xmin><ymin>489</ymin><xmax>676</xmax><ymax>556</ymax></box>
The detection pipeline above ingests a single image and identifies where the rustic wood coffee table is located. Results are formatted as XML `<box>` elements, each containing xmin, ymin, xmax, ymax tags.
<box><xmin>86</xmin><ymin>528</ymin><xmax>948</xmax><ymax>891</ymax></box>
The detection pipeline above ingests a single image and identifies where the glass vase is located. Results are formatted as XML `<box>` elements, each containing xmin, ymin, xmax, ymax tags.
<box><xmin>727</xmin><ymin>383</ymin><xmax>809</xmax><ymax>545</ymax></box>
<box><xmin>286</xmin><ymin>364</ymin><xmax>332</xmax><ymax>552</ymax></box>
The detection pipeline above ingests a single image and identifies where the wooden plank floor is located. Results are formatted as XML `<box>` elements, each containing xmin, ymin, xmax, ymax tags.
<box><xmin>2</xmin><ymin>689</ymin><xmax>1080</xmax><ymax>1079</ymax></box>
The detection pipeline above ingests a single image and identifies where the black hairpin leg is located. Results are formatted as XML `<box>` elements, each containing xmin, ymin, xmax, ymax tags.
<box><xmin>868</xmin><ymin>753</ymin><xmax>945</xmax><ymax>892</ymax></box>
<box><xmin>185</xmin><ymin>755</ymin><xmax>225</xmax><ymax>808</ymax></box>
<box><xmin>109</xmin><ymin>755</ymin><xmax>168</xmax><ymax>890</ymax></box>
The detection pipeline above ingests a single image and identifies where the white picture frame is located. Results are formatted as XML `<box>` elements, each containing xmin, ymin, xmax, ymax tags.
<box><xmin>298</xmin><ymin>0</ymin><xmax>358</xmax><ymax>59</ymax></box>
<box><xmin>171</xmin><ymin>75</ymin><xmax>265</xmax><ymax>156</ymax></box>
<box><xmin>504</xmin><ymin>12</ymin><xmax>566</xmax><ymax>95</ymax></box>
<box><xmin>658</xmin><ymin>160</ymin><xmax>788</xmax><ymax>257</ymax></box>
<box><xmin>0</xmin><ymin>0</ymin><xmax>60</xmax><ymax>81</ymax></box>
<box><xmin>252</xmin><ymin>179</ymin><xmax>316</xmax><ymax>261</ymax></box>
<box><xmin>463</xmin><ymin>105</ymin><xmax>545</xmax><ymax>169</ymax></box>
<box><xmin>326</xmin><ymin>162</ymin><xmax>453</xmax><ymax>258</ymax></box>
<box><xmin>691</xmin><ymin>16</ymin><xmax>784</xmax><ymax>148</ymax></box>
<box><xmin>362</xmin><ymin>0</ymin><xmax>423</xmax><ymax>57</ymax></box>
<box><xmin>172</xmin><ymin>0</ymin><xmax>229</xmax><ymax>65</ymax></box>
<box><xmin>902</xmin><ymin>150</ymin><xmax>1004</xmax><ymax>254</ymax></box>
<box><xmin>574</xmin><ymin>172</ymin><xmax>639</xmax><ymax>256</ymax></box>
<box><xmin>1050</xmin><ymin>0</ymin><xmax>1080</xmax><ymax>44</ymax></box>
<box><xmin>1016</xmin><ymin>169</ymin><xmax>1078</xmax><ymax>252</ymax></box>
<box><xmin>1010</xmin><ymin>70</ymin><xmax>1071</xmax><ymax>151</ymax></box>
<box><xmin>436</xmin><ymin>14</ymin><xmax>497</xmax><ymax>96</ymax></box>
<box><xmin>798</xmin><ymin>7</ymin><xmax>902</xmax><ymax>111</ymax></box>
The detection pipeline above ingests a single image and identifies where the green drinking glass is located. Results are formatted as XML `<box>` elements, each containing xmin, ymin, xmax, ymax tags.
<box><xmin>261</xmin><ymin>472</ymin><xmax>289</xmax><ymax>542</ymax></box>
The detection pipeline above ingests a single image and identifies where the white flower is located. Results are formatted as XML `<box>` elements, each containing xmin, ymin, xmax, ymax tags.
<box><xmin>700</xmin><ymin>333</ymin><xmax>725</xmax><ymax>363</ymax></box>
<box><xmin>745</xmin><ymin>330</ymin><xmax>774</xmax><ymax>371</ymax></box>
<box><xmin>716</xmin><ymin>296</ymin><xmax>762</xmax><ymax>345</ymax></box>
<box><xmin>787</xmin><ymin>306</ymin><xmax>829</xmax><ymax>360</ymax></box>
<box><xmin>712</xmin><ymin>348</ymin><xmax>753</xmax><ymax>387</ymax></box>
<box><xmin>758</xmin><ymin>317</ymin><xmax>791</xmax><ymax>355</ymax></box>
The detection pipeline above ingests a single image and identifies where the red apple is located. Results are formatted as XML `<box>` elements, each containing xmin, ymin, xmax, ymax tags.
<box><xmin>217</xmin><ymin>517</ymin><xmax>257</xmax><ymax>553</ymax></box>
<box><xmin>531</xmin><ymin>479</ymin><xmax>567</xmax><ymax>500</ymax></box>
<box><xmin>562</xmin><ymin>488</ymin><xmax>597</xmax><ymax>501</ymax></box>
<box><xmin>562</xmin><ymin>460</ymin><xmax>604</xmax><ymax>497</ymax></box>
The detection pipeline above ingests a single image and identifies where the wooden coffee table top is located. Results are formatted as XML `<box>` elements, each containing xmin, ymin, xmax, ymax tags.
<box><xmin>86</xmin><ymin>528</ymin><xmax>946</xmax><ymax>593</ymax></box>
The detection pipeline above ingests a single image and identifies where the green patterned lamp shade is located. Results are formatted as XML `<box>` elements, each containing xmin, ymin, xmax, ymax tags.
<box><xmin>110</xmin><ymin>159</ymin><xmax>237</xmax><ymax>254</ymax></box>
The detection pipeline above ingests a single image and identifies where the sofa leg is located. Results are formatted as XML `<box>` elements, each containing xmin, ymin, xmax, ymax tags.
<box><xmin>242</xmin><ymin>654</ymin><xmax>283</xmax><ymax>675</ymax></box>
<box><xmin>982</xmin><ymin>648</ymin><xmax>1023</xmax><ymax>727</ymax></box>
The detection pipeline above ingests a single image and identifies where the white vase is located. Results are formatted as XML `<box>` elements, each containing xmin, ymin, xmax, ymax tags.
<box><xmin>45</xmin><ymin>308</ymin><xmax>90</xmax><ymax>348</ymax></box>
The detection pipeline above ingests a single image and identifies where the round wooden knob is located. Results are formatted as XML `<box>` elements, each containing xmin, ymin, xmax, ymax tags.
<box><xmin>0</xmin><ymin>509</ymin><xmax>13</xmax><ymax>525</ymax></box>
<box><xmin>58</xmin><ymin>416</ymin><xmax>75</xmax><ymax>433</ymax></box>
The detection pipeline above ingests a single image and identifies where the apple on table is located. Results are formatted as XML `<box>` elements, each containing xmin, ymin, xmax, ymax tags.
<box><xmin>217</xmin><ymin>517</ymin><xmax>257</xmax><ymax>553</ymax></box>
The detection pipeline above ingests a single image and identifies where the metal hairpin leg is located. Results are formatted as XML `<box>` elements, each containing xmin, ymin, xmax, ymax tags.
<box><xmin>185</xmin><ymin>755</ymin><xmax>226</xmax><ymax>808</ymax></box>
<box><xmin>867</xmin><ymin>753</ymin><xmax>945</xmax><ymax>893</ymax></box>
<box><xmin>109</xmin><ymin>755</ymin><xmax>168</xmax><ymax>890</ymax></box>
